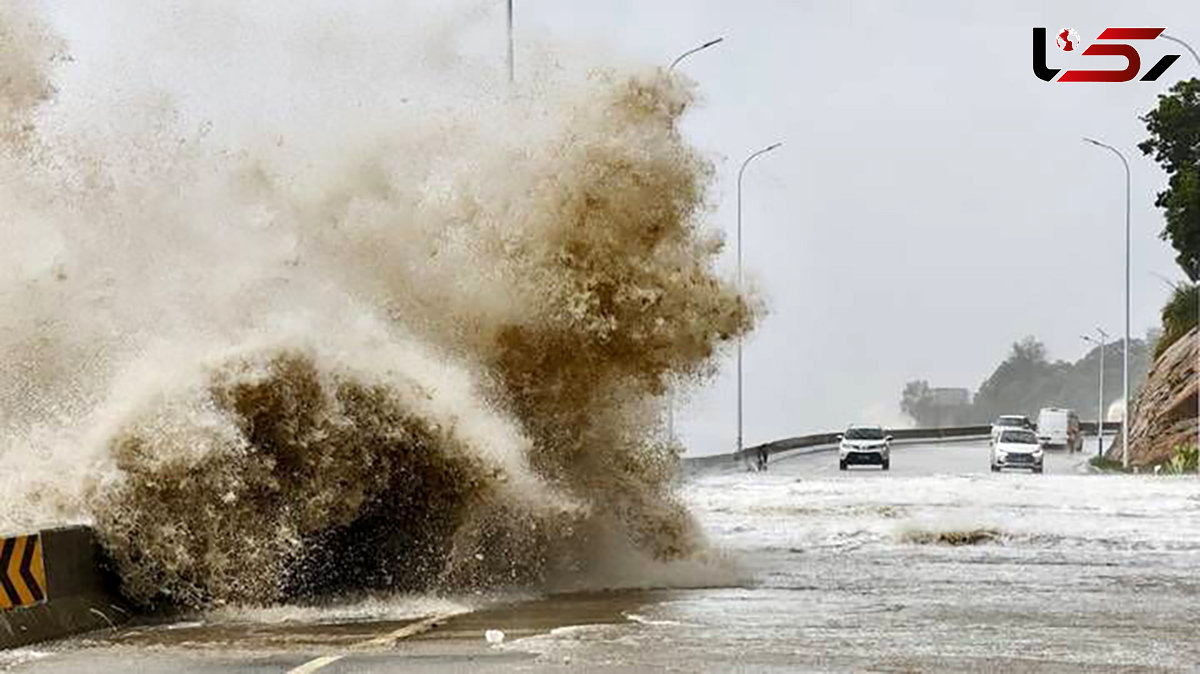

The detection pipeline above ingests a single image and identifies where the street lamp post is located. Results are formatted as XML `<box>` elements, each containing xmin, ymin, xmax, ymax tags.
<box><xmin>662</xmin><ymin>38</ymin><xmax>722</xmax><ymax>449</ymax></box>
<box><xmin>667</xmin><ymin>399</ymin><xmax>674</xmax><ymax>439</ymax></box>
<box><xmin>1083</xmin><ymin>137</ymin><xmax>1131</xmax><ymax>468</ymax></box>
<box><xmin>736</xmin><ymin>142</ymin><xmax>782</xmax><ymax>467</ymax></box>
<box><xmin>1161</xmin><ymin>33</ymin><xmax>1200</xmax><ymax>473</ymax></box>
<box><xmin>669</xmin><ymin>37</ymin><xmax>725</xmax><ymax>71</ymax></box>
<box><xmin>1082</xmin><ymin>328</ymin><xmax>1110</xmax><ymax>458</ymax></box>
<box><xmin>506</xmin><ymin>0</ymin><xmax>514</xmax><ymax>83</ymax></box>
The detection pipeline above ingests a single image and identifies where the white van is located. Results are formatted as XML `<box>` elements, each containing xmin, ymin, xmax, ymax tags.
<box><xmin>1036</xmin><ymin>407</ymin><xmax>1082</xmax><ymax>452</ymax></box>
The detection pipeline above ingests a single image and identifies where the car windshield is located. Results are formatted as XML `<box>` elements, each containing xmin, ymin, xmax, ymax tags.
<box><xmin>1000</xmin><ymin>429</ymin><xmax>1038</xmax><ymax>444</ymax></box>
<box><xmin>997</xmin><ymin>417</ymin><xmax>1026</xmax><ymax>427</ymax></box>
<box><xmin>845</xmin><ymin>427</ymin><xmax>884</xmax><ymax>440</ymax></box>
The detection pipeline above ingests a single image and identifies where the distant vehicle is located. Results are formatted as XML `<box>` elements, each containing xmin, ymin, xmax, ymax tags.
<box><xmin>990</xmin><ymin>414</ymin><xmax>1034</xmax><ymax>442</ymax></box>
<box><xmin>1036</xmin><ymin>407</ymin><xmax>1082</xmax><ymax>452</ymax></box>
<box><xmin>990</xmin><ymin>428</ymin><xmax>1045</xmax><ymax>473</ymax></box>
<box><xmin>839</xmin><ymin>425</ymin><xmax>892</xmax><ymax>471</ymax></box>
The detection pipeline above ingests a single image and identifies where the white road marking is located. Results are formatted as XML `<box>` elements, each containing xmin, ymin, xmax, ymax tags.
<box><xmin>286</xmin><ymin>654</ymin><xmax>343</xmax><ymax>674</ymax></box>
<box><xmin>285</xmin><ymin>611</ymin><xmax>465</xmax><ymax>673</ymax></box>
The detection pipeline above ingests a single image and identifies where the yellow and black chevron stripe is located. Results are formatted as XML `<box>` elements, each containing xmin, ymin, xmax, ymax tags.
<box><xmin>0</xmin><ymin>534</ymin><xmax>46</xmax><ymax>610</ymax></box>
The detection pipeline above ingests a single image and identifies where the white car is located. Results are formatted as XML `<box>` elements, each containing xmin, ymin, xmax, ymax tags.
<box><xmin>990</xmin><ymin>428</ymin><xmax>1044</xmax><ymax>473</ymax></box>
<box><xmin>839</xmin><ymin>426</ymin><xmax>892</xmax><ymax>471</ymax></box>
<box><xmin>990</xmin><ymin>414</ymin><xmax>1034</xmax><ymax>442</ymax></box>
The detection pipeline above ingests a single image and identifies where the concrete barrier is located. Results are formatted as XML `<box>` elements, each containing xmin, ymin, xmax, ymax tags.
<box><xmin>0</xmin><ymin>526</ymin><xmax>128</xmax><ymax>649</ymax></box>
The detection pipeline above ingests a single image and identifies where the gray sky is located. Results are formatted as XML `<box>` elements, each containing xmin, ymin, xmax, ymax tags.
<box><xmin>42</xmin><ymin>0</ymin><xmax>1200</xmax><ymax>456</ymax></box>
<box><xmin>515</xmin><ymin>1</ymin><xmax>1200</xmax><ymax>454</ymax></box>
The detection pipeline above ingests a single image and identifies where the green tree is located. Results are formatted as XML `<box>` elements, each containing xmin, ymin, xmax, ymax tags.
<box><xmin>1138</xmin><ymin>78</ymin><xmax>1200</xmax><ymax>280</ymax></box>
<box><xmin>1158</xmin><ymin>283</ymin><xmax>1198</xmax><ymax>357</ymax></box>
<box><xmin>972</xmin><ymin>337</ymin><xmax>1058</xmax><ymax>420</ymax></box>
<box><xmin>900</xmin><ymin>336</ymin><xmax>1151</xmax><ymax>426</ymax></box>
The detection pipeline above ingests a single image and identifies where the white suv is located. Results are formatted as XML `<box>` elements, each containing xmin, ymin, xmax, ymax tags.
<box><xmin>839</xmin><ymin>426</ymin><xmax>892</xmax><ymax>471</ymax></box>
<box><xmin>990</xmin><ymin>428</ymin><xmax>1044</xmax><ymax>473</ymax></box>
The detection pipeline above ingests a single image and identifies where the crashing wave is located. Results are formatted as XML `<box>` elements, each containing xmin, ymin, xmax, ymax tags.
<box><xmin>0</xmin><ymin>4</ymin><xmax>754</xmax><ymax>608</ymax></box>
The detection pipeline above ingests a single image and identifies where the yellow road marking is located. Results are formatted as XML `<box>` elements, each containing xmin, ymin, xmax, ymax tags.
<box><xmin>285</xmin><ymin>611</ymin><xmax>463</xmax><ymax>674</ymax></box>
<box><xmin>357</xmin><ymin>613</ymin><xmax>449</xmax><ymax>648</ymax></box>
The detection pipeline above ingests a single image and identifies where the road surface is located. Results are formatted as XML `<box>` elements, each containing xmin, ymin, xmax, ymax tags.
<box><xmin>4</xmin><ymin>439</ymin><xmax>1199</xmax><ymax>673</ymax></box>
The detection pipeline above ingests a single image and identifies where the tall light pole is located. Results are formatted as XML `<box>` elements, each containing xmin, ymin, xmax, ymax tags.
<box><xmin>1082</xmin><ymin>328</ymin><xmax>1109</xmax><ymax>458</ymax></box>
<box><xmin>505</xmin><ymin>0</ymin><xmax>514</xmax><ymax>83</ymax></box>
<box><xmin>1161</xmin><ymin>33</ymin><xmax>1200</xmax><ymax>474</ymax></box>
<box><xmin>669</xmin><ymin>37</ymin><xmax>725</xmax><ymax>71</ymax></box>
<box><xmin>1160</xmin><ymin>34</ymin><xmax>1200</xmax><ymax>69</ymax></box>
<box><xmin>662</xmin><ymin>38</ymin><xmax>722</xmax><ymax>450</ymax></box>
<box><xmin>736</xmin><ymin>142</ymin><xmax>782</xmax><ymax>466</ymax></box>
<box><xmin>1193</xmin><ymin>266</ymin><xmax>1200</xmax><ymax>474</ymax></box>
<box><xmin>1083</xmin><ymin>137</ymin><xmax>1131</xmax><ymax>468</ymax></box>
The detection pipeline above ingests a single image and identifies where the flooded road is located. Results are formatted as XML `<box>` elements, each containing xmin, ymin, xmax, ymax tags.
<box><xmin>6</xmin><ymin>439</ymin><xmax>1200</xmax><ymax>672</ymax></box>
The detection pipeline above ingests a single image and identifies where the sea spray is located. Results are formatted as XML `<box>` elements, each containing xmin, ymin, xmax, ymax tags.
<box><xmin>0</xmin><ymin>4</ymin><xmax>755</xmax><ymax>607</ymax></box>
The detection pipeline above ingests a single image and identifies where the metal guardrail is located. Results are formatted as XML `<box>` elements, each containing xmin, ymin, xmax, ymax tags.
<box><xmin>1080</xmin><ymin>421</ymin><xmax>1122</xmax><ymax>434</ymax></box>
<box><xmin>684</xmin><ymin>421</ymin><xmax>1122</xmax><ymax>472</ymax></box>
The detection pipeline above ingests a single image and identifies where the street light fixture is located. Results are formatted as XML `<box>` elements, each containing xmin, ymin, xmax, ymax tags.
<box><xmin>736</xmin><ymin>142</ymin><xmax>783</xmax><ymax>467</ymax></box>
<box><xmin>1160</xmin><ymin>34</ymin><xmax>1200</xmax><ymax>68</ymax></box>
<box><xmin>669</xmin><ymin>37</ymin><xmax>725</xmax><ymax>71</ymax></box>
<box><xmin>1081</xmin><ymin>328</ymin><xmax>1110</xmax><ymax>458</ymax></box>
<box><xmin>1082</xmin><ymin>136</ymin><xmax>1131</xmax><ymax>469</ymax></box>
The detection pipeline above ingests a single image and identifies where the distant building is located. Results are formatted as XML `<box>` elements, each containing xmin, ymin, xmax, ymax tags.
<box><xmin>928</xmin><ymin>387</ymin><xmax>972</xmax><ymax>426</ymax></box>
<box><xmin>929</xmin><ymin>388</ymin><xmax>970</xmax><ymax>407</ymax></box>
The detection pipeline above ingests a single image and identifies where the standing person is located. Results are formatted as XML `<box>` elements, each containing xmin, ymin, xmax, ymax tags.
<box><xmin>757</xmin><ymin>445</ymin><xmax>769</xmax><ymax>471</ymax></box>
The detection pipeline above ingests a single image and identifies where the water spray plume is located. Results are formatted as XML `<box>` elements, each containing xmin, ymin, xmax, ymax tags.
<box><xmin>0</xmin><ymin>6</ymin><xmax>757</xmax><ymax>607</ymax></box>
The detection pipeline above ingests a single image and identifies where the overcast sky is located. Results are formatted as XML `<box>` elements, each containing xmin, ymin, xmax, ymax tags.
<box><xmin>43</xmin><ymin>1</ymin><xmax>1200</xmax><ymax>456</ymax></box>
<box><xmin>516</xmin><ymin>0</ymin><xmax>1200</xmax><ymax>454</ymax></box>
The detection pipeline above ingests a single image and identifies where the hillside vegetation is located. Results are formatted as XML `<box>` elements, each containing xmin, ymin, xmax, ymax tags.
<box><xmin>902</xmin><ymin>336</ymin><xmax>1152</xmax><ymax>426</ymax></box>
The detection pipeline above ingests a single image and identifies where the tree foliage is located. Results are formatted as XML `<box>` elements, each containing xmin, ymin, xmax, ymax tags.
<box><xmin>1139</xmin><ymin>78</ymin><xmax>1200</xmax><ymax>280</ymax></box>
<box><xmin>972</xmin><ymin>337</ymin><xmax>1062</xmax><ymax>419</ymax></box>
<box><xmin>1158</xmin><ymin>283</ymin><xmax>1198</xmax><ymax>358</ymax></box>
<box><xmin>900</xmin><ymin>336</ymin><xmax>1152</xmax><ymax>426</ymax></box>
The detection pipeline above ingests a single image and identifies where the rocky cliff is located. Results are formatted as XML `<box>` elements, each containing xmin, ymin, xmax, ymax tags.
<box><xmin>1106</xmin><ymin>327</ymin><xmax>1199</xmax><ymax>466</ymax></box>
